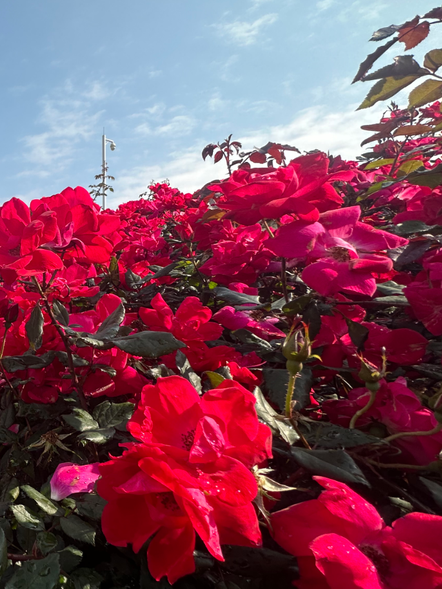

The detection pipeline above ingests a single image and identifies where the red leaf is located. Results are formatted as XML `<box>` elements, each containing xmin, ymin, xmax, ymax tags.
<box><xmin>267</xmin><ymin>146</ymin><xmax>283</xmax><ymax>164</ymax></box>
<box><xmin>213</xmin><ymin>151</ymin><xmax>224</xmax><ymax>164</ymax></box>
<box><xmin>249</xmin><ymin>152</ymin><xmax>267</xmax><ymax>164</ymax></box>
<box><xmin>398</xmin><ymin>20</ymin><xmax>430</xmax><ymax>50</ymax></box>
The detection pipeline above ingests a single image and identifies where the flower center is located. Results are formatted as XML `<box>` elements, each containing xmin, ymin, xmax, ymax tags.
<box><xmin>359</xmin><ymin>544</ymin><xmax>390</xmax><ymax>579</ymax></box>
<box><xmin>329</xmin><ymin>246</ymin><xmax>352</xmax><ymax>262</ymax></box>
<box><xmin>181</xmin><ymin>428</ymin><xmax>196</xmax><ymax>450</ymax></box>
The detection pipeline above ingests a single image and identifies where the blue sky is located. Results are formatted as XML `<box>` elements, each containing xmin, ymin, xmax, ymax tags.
<box><xmin>1</xmin><ymin>0</ymin><xmax>441</xmax><ymax>208</ymax></box>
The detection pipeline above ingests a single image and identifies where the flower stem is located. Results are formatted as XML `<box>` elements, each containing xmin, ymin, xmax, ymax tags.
<box><xmin>383</xmin><ymin>423</ymin><xmax>442</xmax><ymax>443</ymax></box>
<box><xmin>285</xmin><ymin>373</ymin><xmax>296</xmax><ymax>418</ymax></box>
<box><xmin>349</xmin><ymin>390</ymin><xmax>377</xmax><ymax>429</ymax></box>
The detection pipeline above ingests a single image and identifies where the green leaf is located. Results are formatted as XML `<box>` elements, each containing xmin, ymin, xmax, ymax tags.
<box><xmin>408</xmin><ymin>170</ymin><xmax>442</xmax><ymax>188</ymax></box>
<box><xmin>253</xmin><ymin>387</ymin><xmax>299</xmax><ymax>445</ymax></box>
<box><xmin>376</xmin><ymin>281</ymin><xmax>405</xmax><ymax>295</ymax></box>
<box><xmin>21</xmin><ymin>485</ymin><xmax>61</xmax><ymax>516</ymax></box>
<box><xmin>304</xmin><ymin>422</ymin><xmax>383</xmax><ymax>449</ymax></box>
<box><xmin>112</xmin><ymin>331</ymin><xmax>185</xmax><ymax>358</ymax></box>
<box><xmin>290</xmin><ymin>447</ymin><xmax>369</xmax><ymax>486</ymax></box>
<box><xmin>371</xmin><ymin>295</ymin><xmax>409</xmax><ymax>306</ymax></box>
<box><xmin>52</xmin><ymin>300</ymin><xmax>69</xmax><ymax>327</ymax></box>
<box><xmin>0</xmin><ymin>527</ymin><xmax>8</xmax><ymax>577</ymax></box>
<box><xmin>282</xmin><ymin>294</ymin><xmax>312</xmax><ymax>316</ymax></box>
<box><xmin>419</xmin><ymin>477</ymin><xmax>442</xmax><ymax>509</ymax></box>
<box><xmin>63</xmin><ymin>409</ymin><xmax>99</xmax><ymax>432</ymax></box>
<box><xmin>58</xmin><ymin>546</ymin><xmax>83</xmax><ymax>574</ymax></box>
<box><xmin>36</xmin><ymin>531</ymin><xmax>58</xmax><ymax>555</ymax></box>
<box><xmin>25</xmin><ymin>305</ymin><xmax>44</xmax><ymax>352</ymax></box>
<box><xmin>95</xmin><ymin>303</ymin><xmax>125</xmax><ymax>339</ymax></box>
<box><xmin>69</xmin><ymin>568</ymin><xmax>103</xmax><ymax>589</ymax></box>
<box><xmin>175</xmin><ymin>350</ymin><xmax>202</xmax><ymax>393</ymax></box>
<box><xmin>392</xmin><ymin>220</ymin><xmax>436</xmax><ymax>236</ymax></box>
<box><xmin>92</xmin><ymin>401</ymin><xmax>134</xmax><ymax>429</ymax></box>
<box><xmin>5</xmin><ymin>554</ymin><xmax>60</xmax><ymax>589</ymax></box>
<box><xmin>358</xmin><ymin>75</ymin><xmax>421</xmax><ymax>110</ymax></box>
<box><xmin>396</xmin><ymin>160</ymin><xmax>424</xmax><ymax>176</ymax></box>
<box><xmin>75</xmin><ymin>495</ymin><xmax>106</xmax><ymax>521</ymax></box>
<box><xmin>214</xmin><ymin>286</ymin><xmax>260</xmax><ymax>306</ymax></box>
<box><xmin>363</xmin><ymin>158</ymin><xmax>394</xmax><ymax>170</ymax></box>
<box><xmin>10</xmin><ymin>504</ymin><xmax>45</xmax><ymax>531</ymax></box>
<box><xmin>408</xmin><ymin>79</ymin><xmax>442</xmax><ymax>108</ymax></box>
<box><xmin>345</xmin><ymin>318</ymin><xmax>369</xmax><ymax>351</ymax></box>
<box><xmin>59</xmin><ymin>515</ymin><xmax>96</xmax><ymax>546</ymax></box>
<box><xmin>77</xmin><ymin>428</ymin><xmax>115</xmax><ymax>444</ymax></box>
<box><xmin>423</xmin><ymin>49</ymin><xmax>442</xmax><ymax>73</ymax></box>
<box><xmin>263</xmin><ymin>368</ymin><xmax>312</xmax><ymax>412</ymax></box>
<box><xmin>1</xmin><ymin>352</ymin><xmax>55</xmax><ymax>373</ymax></box>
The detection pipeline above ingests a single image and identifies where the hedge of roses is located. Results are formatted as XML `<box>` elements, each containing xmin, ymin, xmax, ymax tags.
<box><xmin>2</xmin><ymin>97</ymin><xmax>442</xmax><ymax>589</ymax></box>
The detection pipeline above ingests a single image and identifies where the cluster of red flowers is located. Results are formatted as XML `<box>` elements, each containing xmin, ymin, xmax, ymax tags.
<box><xmin>3</xmin><ymin>104</ymin><xmax>442</xmax><ymax>587</ymax></box>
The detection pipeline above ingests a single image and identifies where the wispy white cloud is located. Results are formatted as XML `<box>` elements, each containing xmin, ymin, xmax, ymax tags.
<box><xmin>214</xmin><ymin>13</ymin><xmax>278</xmax><ymax>46</ymax></box>
<box><xmin>135</xmin><ymin>115</ymin><xmax>196</xmax><ymax>137</ymax></box>
<box><xmin>316</xmin><ymin>0</ymin><xmax>336</xmax><ymax>12</ymax></box>
<box><xmin>248</xmin><ymin>0</ymin><xmax>274</xmax><ymax>11</ymax></box>
<box><xmin>336</xmin><ymin>0</ymin><xmax>387</xmax><ymax>23</ymax></box>
<box><xmin>112</xmin><ymin>103</ymin><xmax>387</xmax><ymax>207</ymax></box>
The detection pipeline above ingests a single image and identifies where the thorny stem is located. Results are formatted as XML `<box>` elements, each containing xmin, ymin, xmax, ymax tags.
<box><xmin>0</xmin><ymin>328</ymin><xmax>16</xmax><ymax>393</ymax></box>
<box><xmin>383</xmin><ymin>422</ymin><xmax>442</xmax><ymax>443</ymax></box>
<box><xmin>32</xmin><ymin>277</ymin><xmax>88</xmax><ymax>411</ymax></box>
<box><xmin>349</xmin><ymin>390</ymin><xmax>377</xmax><ymax>429</ymax></box>
<box><xmin>281</xmin><ymin>257</ymin><xmax>289</xmax><ymax>303</ymax></box>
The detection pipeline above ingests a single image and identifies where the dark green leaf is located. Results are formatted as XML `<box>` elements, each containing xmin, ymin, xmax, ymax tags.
<box><xmin>58</xmin><ymin>546</ymin><xmax>83</xmax><ymax>574</ymax></box>
<box><xmin>232</xmin><ymin>329</ymin><xmax>273</xmax><ymax>352</ymax></box>
<box><xmin>25</xmin><ymin>305</ymin><xmax>44</xmax><ymax>352</ymax></box>
<box><xmin>75</xmin><ymin>495</ymin><xmax>106</xmax><ymax>521</ymax></box>
<box><xmin>55</xmin><ymin>351</ymin><xmax>89</xmax><ymax>367</ymax></box>
<box><xmin>92</xmin><ymin>401</ymin><xmax>134</xmax><ymax>429</ymax></box>
<box><xmin>59</xmin><ymin>515</ymin><xmax>96</xmax><ymax>545</ymax></box>
<box><xmin>303</xmin><ymin>301</ymin><xmax>322</xmax><ymax>340</ymax></box>
<box><xmin>175</xmin><ymin>350</ymin><xmax>202</xmax><ymax>393</ymax></box>
<box><xmin>395</xmin><ymin>241</ymin><xmax>433</xmax><ymax>267</ymax></box>
<box><xmin>419</xmin><ymin>477</ymin><xmax>442</xmax><ymax>509</ymax></box>
<box><xmin>408</xmin><ymin>165</ymin><xmax>442</xmax><ymax>188</ymax></box>
<box><xmin>303</xmin><ymin>422</ymin><xmax>384</xmax><ymax>449</ymax></box>
<box><xmin>376</xmin><ymin>281</ymin><xmax>404</xmax><ymax>295</ymax></box>
<box><xmin>346</xmin><ymin>318</ymin><xmax>369</xmax><ymax>351</ymax></box>
<box><xmin>112</xmin><ymin>331</ymin><xmax>185</xmax><ymax>358</ymax></box>
<box><xmin>391</xmin><ymin>220</ymin><xmax>436</xmax><ymax>236</ymax></box>
<box><xmin>95</xmin><ymin>303</ymin><xmax>125</xmax><ymax>339</ymax></box>
<box><xmin>21</xmin><ymin>485</ymin><xmax>61</xmax><ymax>516</ymax></box>
<box><xmin>69</xmin><ymin>568</ymin><xmax>103</xmax><ymax>589</ymax></box>
<box><xmin>36</xmin><ymin>532</ymin><xmax>58</xmax><ymax>555</ymax></box>
<box><xmin>282</xmin><ymin>294</ymin><xmax>312</xmax><ymax>316</ymax></box>
<box><xmin>253</xmin><ymin>387</ymin><xmax>299</xmax><ymax>445</ymax></box>
<box><xmin>1</xmin><ymin>352</ymin><xmax>55</xmax><ymax>373</ymax></box>
<box><xmin>63</xmin><ymin>409</ymin><xmax>99</xmax><ymax>432</ymax></box>
<box><xmin>0</xmin><ymin>527</ymin><xmax>8</xmax><ymax>577</ymax></box>
<box><xmin>77</xmin><ymin>428</ymin><xmax>115</xmax><ymax>444</ymax></box>
<box><xmin>371</xmin><ymin>295</ymin><xmax>409</xmax><ymax>306</ymax></box>
<box><xmin>214</xmin><ymin>287</ymin><xmax>259</xmax><ymax>306</ymax></box>
<box><xmin>52</xmin><ymin>300</ymin><xmax>69</xmax><ymax>327</ymax></box>
<box><xmin>10</xmin><ymin>504</ymin><xmax>45</xmax><ymax>531</ymax></box>
<box><xmin>263</xmin><ymin>368</ymin><xmax>312</xmax><ymax>412</ymax></box>
<box><xmin>125</xmin><ymin>268</ymin><xmax>142</xmax><ymax>289</ymax></box>
<box><xmin>5</xmin><ymin>554</ymin><xmax>60</xmax><ymax>589</ymax></box>
<box><xmin>290</xmin><ymin>447</ymin><xmax>369</xmax><ymax>486</ymax></box>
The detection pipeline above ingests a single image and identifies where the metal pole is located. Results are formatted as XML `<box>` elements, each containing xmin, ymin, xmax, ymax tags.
<box><xmin>102</xmin><ymin>133</ymin><xmax>106</xmax><ymax>210</ymax></box>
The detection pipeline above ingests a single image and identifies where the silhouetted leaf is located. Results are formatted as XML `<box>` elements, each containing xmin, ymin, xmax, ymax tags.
<box><xmin>370</xmin><ymin>24</ymin><xmax>400</xmax><ymax>41</ymax></box>
<box><xmin>304</xmin><ymin>422</ymin><xmax>383</xmax><ymax>449</ymax></box>
<box><xmin>0</xmin><ymin>528</ymin><xmax>7</xmax><ymax>577</ymax></box>
<box><xmin>214</xmin><ymin>287</ymin><xmax>259</xmax><ymax>306</ymax></box>
<box><xmin>352</xmin><ymin>38</ymin><xmax>396</xmax><ymax>83</ymax></box>
<box><xmin>363</xmin><ymin>55</ymin><xmax>427</xmax><ymax>81</ymax></box>
<box><xmin>346</xmin><ymin>318</ymin><xmax>369</xmax><ymax>351</ymax></box>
